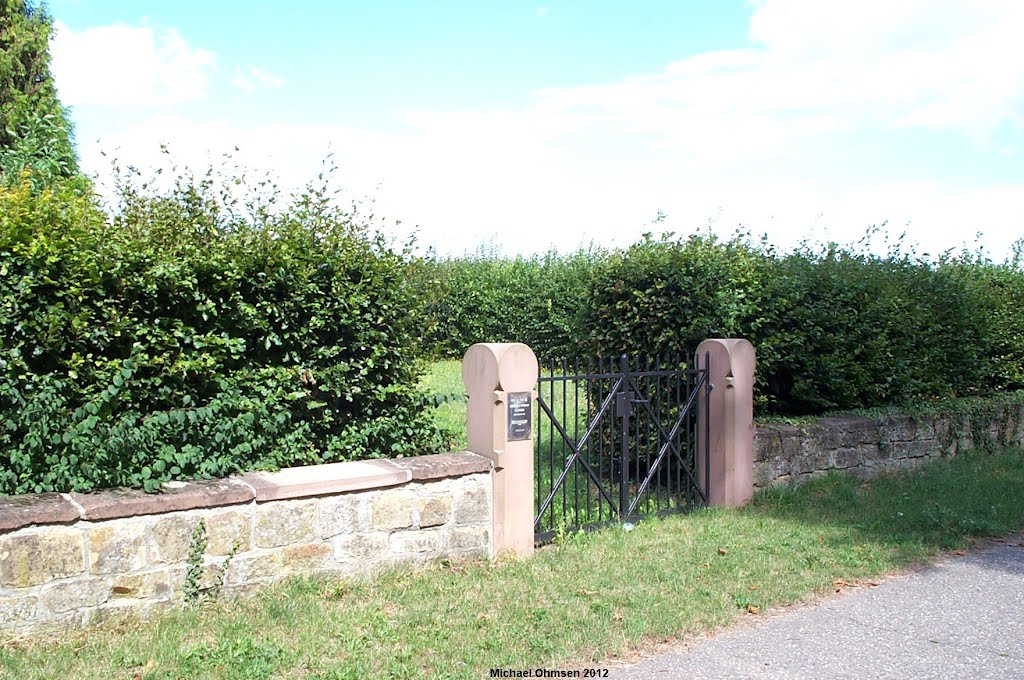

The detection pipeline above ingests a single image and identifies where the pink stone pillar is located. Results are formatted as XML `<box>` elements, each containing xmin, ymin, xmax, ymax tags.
<box><xmin>696</xmin><ymin>339</ymin><xmax>755</xmax><ymax>507</ymax></box>
<box><xmin>462</xmin><ymin>343</ymin><xmax>538</xmax><ymax>558</ymax></box>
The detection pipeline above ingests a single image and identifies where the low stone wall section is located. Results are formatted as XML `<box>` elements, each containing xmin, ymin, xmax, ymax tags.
<box><xmin>0</xmin><ymin>452</ymin><xmax>492</xmax><ymax>632</ymax></box>
<box><xmin>753</xmin><ymin>402</ymin><xmax>1024</xmax><ymax>487</ymax></box>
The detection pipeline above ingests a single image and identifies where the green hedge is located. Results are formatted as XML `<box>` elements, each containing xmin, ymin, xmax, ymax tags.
<box><xmin>748</xmin><ymin>247</ymin><xmax>986</xmax><ymax>413</ymax></box>
<box><xmin>582</xmin><ymin>235</ymin><xmax>763</xmax><ymax>360</ymax></box>
<box><xmin>0</xmin><ymin>175</ymin><xmax>445</xmax><ymax>494</ymax></box>
<box><xmin>584</xmin><ymin>235</ymin><xmax>1024</xmax><ymax>414</ymax></box>
<box><xmin>418</xmin><ymin>248</ymin><xmax>602</xmax><ymax>360</ymax></box>
<box><xmin>9</xmin><ymin>162</ymin><xmax>1020</xmax><ymax>495</ymax></box>
<box><xmin>422</xmin><ymin>234</ymin><xmax>1024</xmax><ymax>416</ymax></box>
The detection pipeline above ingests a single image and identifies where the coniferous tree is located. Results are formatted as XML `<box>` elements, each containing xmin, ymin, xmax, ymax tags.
<box><xmin>0</xmin><ymin>0</ymin><xmax>80</xmax><ymax>184</ymax></box>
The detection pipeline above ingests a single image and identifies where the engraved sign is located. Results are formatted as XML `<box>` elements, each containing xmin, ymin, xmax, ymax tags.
<box><xmin>507</xmin><ymin>391</ymin><xmax>532</xmax><ymax>441</ymax></box>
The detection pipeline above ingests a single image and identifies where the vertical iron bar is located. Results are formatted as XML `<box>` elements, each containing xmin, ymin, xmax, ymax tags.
<box><xmin>687</xmin><ymin>352</ymin><xmax>695</xmax><ymax>505</ymax></box>
<box><xmin>696</xmin><ymin>356</ymin><xmax>704</xmax><ymax>503</ymax></box>
<box><xmin>597</xmin><ymin>355</ymin><xmax>604</xmax><ymax>523</ymax></box>
<box><xmin>655</xmin><ymin>352</ymin><xmax>662</xmax><ymax>510</ymax></box>
<box><xmin>619</xmin><ymin>353</ymin><xmax>629</xmax><ymax>521</ymax></box>
<box><xmin>560</xmin><ymin>358</ymin><xmax>567</xmax><ymax>528</ymax></box>
<box><xmin>693</xmin><ymin>353</ymin><xmax>700</xmax><ymax>505</ymax></box>
<box><xmin>547</xmin><ymin>361</ymin><xmax>553</xmax><ymax>531</ymax></box>
<box><xmin>676</xmin><ymin>352</ymin><xmax>683</xmax><ymax>507</ymax></box>
<box><xmin>685</xmin><ymin>353</ymin><xmax>693</xmax><ymax>505</ymax></box>
<box><xmin>644</xmin><ymin>353</ymin><xmax>652</xmax><ymax>513</ymax></box>
<box><xmin>547</xmin><ymin>365</ymin><xmax>553</xmax><ymax>528</ymax></box>
<box><xmin>687</xmin><ymin>354</ymin><xmax>695</xmax><ymax>505</ymax></box>
<box><xmin>573</xmin><ymin>356</ymin><xmax>579</xmax><ymax>527</ymax></box>
<box><xmin>704</xmin><ymin>350</ymin><xmax>711</xmax><ymax>505</ymax></box>
<box><xmin>585</xmin><ymin>357</ymin><xmax>592</xmax><ymax>525</ymax></box>
<box><xmin>536</xmin><ymin>366</ymin><xmax>542</xmax><ymax>532</ymax></box>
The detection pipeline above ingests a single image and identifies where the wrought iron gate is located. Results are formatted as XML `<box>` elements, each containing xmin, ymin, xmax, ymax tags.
<box><xmin>534</xmin><ymin>352</ymin><xmax>711</xmax><ymax>543</ymax></box>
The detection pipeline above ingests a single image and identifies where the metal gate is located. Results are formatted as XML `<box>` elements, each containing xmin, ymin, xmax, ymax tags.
<box><xmin>534</xmin><ymin>352</ymin><xmax>711</xmax><ymax>543</ymax></box>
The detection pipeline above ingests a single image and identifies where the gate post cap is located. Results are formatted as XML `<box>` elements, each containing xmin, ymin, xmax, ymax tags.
<box><xmin>695</xmin><ymin>339</ymin><xmax>755</xmax><ymax>375</ymax></box>
<box><xmin>462</xmin><ymin>343</ymin><xmax>539</xmax><ymax>394</ymax></box>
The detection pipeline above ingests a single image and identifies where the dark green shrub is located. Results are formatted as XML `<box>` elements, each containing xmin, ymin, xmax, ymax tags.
<box><xmin>750</xmin><ymin>245</ymin><xmax>988</xmax><ymax>413</ymax></box>
<box><xmin>418</xmin><ymin>247</ymin><xmax>603</xmax><ymax>360</ymax></box>
<box><xmin>943</xmin><ymin>255</ymin><xmax>1024</xmax><ymax>393</ymax></box>
<box><xmin>0</xmin><ymin>170</ymin><xmax>446</xmax><ymax>494</ymax></box>
<box><xmin>582</xmin><ymin>233</ymin><xmax>765</xmax><ymax>361</ymax></box>
<box><xmin>574</xmin><ymin>232</ymin><xmax>1024</xmax><ymax>415</ymax></box>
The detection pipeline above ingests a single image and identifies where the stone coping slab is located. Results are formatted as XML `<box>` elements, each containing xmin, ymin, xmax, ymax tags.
<box><xmin>754</xmin><ymin>423</ymin><xmax>802</xmax><ymax>437</ymax></box>
<box><xmin>0</xmin><ymin>453</ymin><xmax>491</xmax><ymax>531</ymax></box>
<box><xmin>243</xmin><ymin>459</ymin><xmax>412</xmax><ymax>502</ymax></box>
<box><xmin>810</xmin><ymin>415</ymin><xmax>880</xmax><ymax>430</ymax></box>
<box><xmin>0</xmin><ymin>493</ymin><xmax>80</xmax><ymax>532</ymax></box>
<box><xmin>391</xmin><ymin>452</ymin><xmax>492</xmax><ymax>480</ymax></box>
<box><xmin>70</xmin><ymin>478</ymin><xmax>255</xmax><ymax>522</ymax></box>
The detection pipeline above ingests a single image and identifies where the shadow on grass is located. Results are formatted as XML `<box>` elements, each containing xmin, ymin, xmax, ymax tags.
<box><xmin>746</xmin><ymin>447</ymin><xmax>1024</xmax><ymax>571</ymax></box>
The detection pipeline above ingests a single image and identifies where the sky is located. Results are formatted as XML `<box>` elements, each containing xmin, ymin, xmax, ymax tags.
<box><xmin>45</xmin><ymin>0</ymin><xmax>1024</xmax><ymax>259</ymax></box>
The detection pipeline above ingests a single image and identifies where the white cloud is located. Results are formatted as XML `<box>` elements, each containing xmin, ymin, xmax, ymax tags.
<box><xmin>518</xmin><ymin>0</ymin><xmax>1024</xmax><ymax>158</ymax></box>
<box><xmin>655</xmin><ymin>180</ymin><xmax>1024</xmax><ymax>260</ymax></box>
<box><xmin>232</xmin><ymin>65</ymin><xmax>284</xmax><ymax>93</ymax></box>
<box><xmin>64</xmin><ymin>1</ymin><xmax>1024</xmax><ymax>259</ymax></box>
<box><xmin>74</xmin><ymin>112</ymin><xmax>1024</xmax><ymax>260</ymax></box>
<box><xmin>74</xmin><ymin>113</ymin><xmax>578</xmax><ymax>252</ymax></box>
<box><xmin>51</xmin><ymin>21</ymin><xmax>217</xmax><ymax>109</ymax></box>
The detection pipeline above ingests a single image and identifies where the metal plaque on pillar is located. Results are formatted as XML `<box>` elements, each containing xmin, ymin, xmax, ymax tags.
<box><xmin>507</xmin><ymin>391</ymin><xmax>532</xmax><ymax>441</ymax></box>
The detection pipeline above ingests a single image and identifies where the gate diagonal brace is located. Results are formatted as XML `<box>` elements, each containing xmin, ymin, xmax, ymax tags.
<box><xmin>534</xmin><ymin>353</ymin><xmax>718</xmax><ymax>538</ymax></box>
<box><xmin>624</xmin><ymin>373</ymin><xmax>710</xmax><ymax>512</ymax></box>
<box><xmin>534</xmin><ymin>383</ymin><xmax>623</xmax><ymax>522</ymax></box>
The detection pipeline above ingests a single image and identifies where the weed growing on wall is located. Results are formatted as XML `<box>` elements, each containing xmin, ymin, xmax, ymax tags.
<box><xmin>183</xmin><ymin>519</ymin><xmax>239</xmax><ymax>606</ymax></box>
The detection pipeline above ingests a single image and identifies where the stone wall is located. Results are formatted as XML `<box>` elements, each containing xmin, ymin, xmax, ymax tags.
<box><xmin>753</xmin><ymin>401</ymin><xmax>1024</xmax><ymax>487</ymax></box>
<box><xmin>0</xmin><ymin>453</ymin><xmax>492</xmax><ymax>632</ymax></box>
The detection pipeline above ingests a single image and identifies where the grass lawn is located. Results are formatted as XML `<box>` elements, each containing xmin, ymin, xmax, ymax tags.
<box><xmin>2</xmin><ymin>448</ymin><xmax>1023</xmax><ymax>679</ymax></box>
<box><xmin>418</xmin><ymin>358</ymin><xmax>588</xmax><ymax>452</ymax></box>
<box><xmin>420</xmin><ymin>359</ymin><xmax>467</xmax><ymax>451</ymax></box>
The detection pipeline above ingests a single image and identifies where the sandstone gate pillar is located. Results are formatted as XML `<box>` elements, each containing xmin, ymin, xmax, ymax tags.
<box><xmin>462</xmin><ymin>343</ymin><xmax>538</xmax><ymax>558</ymax></box>
<box><xmin>696</xmin><ymin>339</ymin><xmax>756</xmax><ymax>507</ymax></box>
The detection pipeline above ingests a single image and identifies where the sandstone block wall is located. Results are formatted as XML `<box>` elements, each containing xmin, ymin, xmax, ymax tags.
<box><xmin>0</xmin><ymin>453</ymin><xmax>493</xmax><ymax>632</ymax></box>
<box><xmin>753</xmin><ymin>402</ymin><xmax>1024</xmax><ymax>487</ymax></box>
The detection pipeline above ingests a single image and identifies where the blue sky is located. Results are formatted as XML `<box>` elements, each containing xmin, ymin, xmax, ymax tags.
<box><xmin>47</xmin><ymin>0</ymin><xmax>1024</xmax><ymax>258</ymax></box>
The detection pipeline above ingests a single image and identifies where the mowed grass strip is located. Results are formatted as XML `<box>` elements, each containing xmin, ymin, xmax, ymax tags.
<box><xmin>419</xmin><ymin>358</ymin><xmax>589</xmax><ymax>455</ymax></box>
<box><xmin>420</xmin><ymin>359</ymin><xmax>467</xmax><ymax>450</ymax></box>
<box><xmin>2</xmin><ymin>449</ymin><xmax>1023</xmax><ymax>680</ymax></box>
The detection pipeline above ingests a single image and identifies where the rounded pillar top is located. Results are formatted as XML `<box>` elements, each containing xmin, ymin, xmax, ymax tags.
<box><xmin>695</xmin><ymin>338</ymin><xmax>755</xmax><ymax>376</ymax></box>
<box><xmin>462</xmin><ymin>343</ymin><xmax>539</xmax><ymax>394</ymax></box>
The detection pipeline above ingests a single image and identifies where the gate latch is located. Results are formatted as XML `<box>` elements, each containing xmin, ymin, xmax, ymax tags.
<box><xmin>615</xmin><ymin>391</ymin><xmax>648</xmax><ymax>417</ymax></box>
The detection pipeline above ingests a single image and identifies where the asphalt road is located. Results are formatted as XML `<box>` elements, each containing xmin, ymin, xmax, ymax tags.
<box><xmin>612</xmin><ymin>540</ymin><xmax>1024</xmax><ymax>679</ymax></box>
